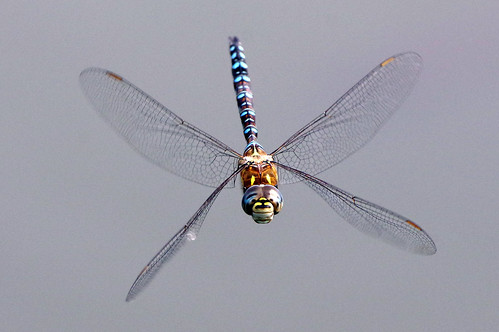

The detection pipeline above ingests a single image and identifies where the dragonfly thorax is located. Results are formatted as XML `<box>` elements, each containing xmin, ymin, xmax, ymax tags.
<box><xmin>242</xmin><ymin>184</ymin><xmax>283</xmax><ymax>224</ymax></box>
<box><xmin>239</xmin><ymin>143</ymin><xmax>279</xmax><ymax>190</ymax></box>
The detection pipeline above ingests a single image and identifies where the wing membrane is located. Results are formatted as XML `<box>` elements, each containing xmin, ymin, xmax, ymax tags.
<box><xmin>272</xmin><ymin>53</ymin><xmax>423</xmax><ymax>184</ymax></box>
<box><xmin>126</xmin><ymin>165</ymin><xmax>244</xmax><ymax>301</ymax></box>
<box><xmin>276</xmin><ymin>162</ymin><xmax>436</xmax><ymax>255</ymax></box>
<box><xmin>80</xmin><ymin>68</ymin><xmax>241</xmax><ymax>187</ymax></box>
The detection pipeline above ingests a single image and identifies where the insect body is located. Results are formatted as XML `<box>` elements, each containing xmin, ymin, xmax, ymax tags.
<box><xmin>80</xmin><ymin>36</ymin><xmax>436</xmax><ymax>301</ymax></box>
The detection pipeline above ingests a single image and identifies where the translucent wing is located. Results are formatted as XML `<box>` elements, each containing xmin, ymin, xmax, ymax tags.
<box><xmin>272</xmin><ymin>53</ymin><xmax>423</xmax><ymax>184</ymax></box>
<box><xmin>126</xmin><ymin>165</ymin><xmax>244</xmax><ymax>301</ymax></box>
<box><xmin>80</xmin><ymin>68</ymin><xmax>241</xmax><ymax>188</ymax></box>
<box><xmin>276</xmin><ymin>162</ymin><xmax>436</xmax><ymax>255</ymax></box>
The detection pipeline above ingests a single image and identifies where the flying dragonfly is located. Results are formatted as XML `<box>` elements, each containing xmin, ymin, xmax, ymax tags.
<box><xmin>80</xmin><ymin>37</ymin><xmax>436</xmax><ymax>301</ymax></box>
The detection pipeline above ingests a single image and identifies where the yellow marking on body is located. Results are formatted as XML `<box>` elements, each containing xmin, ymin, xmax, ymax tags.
<box><xmin>380</xmin><ymin>57</ymin><xmax>395</xmax><ymax>67</ymax></box>
<box><xmin>405</xmin><ymin>220</ymin><xmax>422</xmax><ymax>231</ymax></box>
<box><xmin>253</xmin><ymin>198</ymin><xmax>272</xmax><ymax>211</ymax></box>
<box><xmin>107</xmin><ymin>72</ymin><xmax>123</xmax><ymax>81</ymax></box>
<box><xmin>265</xmin><ymin>174</ymin><xmax>271</xmax><ymax>183</ymax></box>
<box><xmin>250</xmin><ymin>175</ymin><xmax>256</xmax><ymax>186</ymax></box>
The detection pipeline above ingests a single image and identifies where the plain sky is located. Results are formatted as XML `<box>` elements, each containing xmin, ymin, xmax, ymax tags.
<box><xmin>2</xmin><ymin>1</ymin><xmax>498</xmax><ymax>331</ymax></box>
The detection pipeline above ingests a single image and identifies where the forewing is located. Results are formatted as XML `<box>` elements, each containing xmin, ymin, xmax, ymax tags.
<box><xmin>276</xmin><ymin>163</ymin><xmax>436</xmax><ymax>255</ymax></box>
<box><xmin>80</xmin><ymin>68</ymin><xmax>241</xmax><ymax>187</ymax></box>
<box><xmin>125</xmin><ymin>165</ymin><xmax>244</xmax><ymax>301</ymax></box>
<box><xmin>272</xmin><ymin>53</ymin><xmax>423</xmax><ymax>184</ymax></box>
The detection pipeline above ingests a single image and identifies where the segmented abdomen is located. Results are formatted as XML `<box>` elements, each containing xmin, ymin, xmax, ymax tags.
<box><xmin>229</xmin><ymin>37</ymin><xmax>258</xmax><ymax>144</ymax></box>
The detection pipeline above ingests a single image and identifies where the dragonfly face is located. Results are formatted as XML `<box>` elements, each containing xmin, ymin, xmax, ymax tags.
<box><xmin>242</xmin><ymin>184</ymin><xmax>283</xmax><ymax>223</ymax></box>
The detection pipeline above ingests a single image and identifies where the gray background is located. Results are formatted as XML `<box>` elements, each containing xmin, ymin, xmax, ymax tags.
<box><xmin>2</xmin><ymin>1</ymin><xmax>498</xmax><ymax>331</ymax></box>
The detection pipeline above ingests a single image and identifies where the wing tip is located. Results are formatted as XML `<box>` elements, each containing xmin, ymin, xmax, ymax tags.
<box><xmin>106</xmin><ymin>71</ymin><xmax>123</xmax><ymax>81</ymax></box>
<box><xmin>125</xmin><ymin>292</ymin><xmax>135</xmax><ymax>302</ymax></box>
<box><xmin>380</xmin><ymin>52</ymin><xmax>423</xmax><ymax>68</ymax></box>
<box><xmin>380</xmin><ymin>57</ymin><xmax>395</xmax><ymax>67</ymax></box>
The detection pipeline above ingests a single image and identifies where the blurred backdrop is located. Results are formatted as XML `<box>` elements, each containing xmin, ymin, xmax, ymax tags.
<box><xmin>2</xmin><ymin>1</ymin><xmax>498</xmax><ymax>331</ymax></box>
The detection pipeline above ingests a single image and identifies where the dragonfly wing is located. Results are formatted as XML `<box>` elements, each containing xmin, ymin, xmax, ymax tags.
<box><xmin>272</xmin><ymin>53</ymin><xmax>423</xmax><ymax>184</ymax></box>
<box><xmin>275</xmin><ymin>162</ymin><xmax>436</xmax><ymax>255</ymax></box>
<box><xmin>80</xmin><ymin>68</ymin><xmax>241</xmax><ymax>188</ymax></box>
<box><xmin>125</xmin><ymin>165</ymin><xmax>244</xmax><ymax>301</ymax></box>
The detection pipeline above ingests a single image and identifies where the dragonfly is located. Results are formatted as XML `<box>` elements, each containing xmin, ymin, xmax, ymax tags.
<box><xmin>80</xmin><ymin>37</ymin><xmax>436</xmax><ymax>301</ymax></box>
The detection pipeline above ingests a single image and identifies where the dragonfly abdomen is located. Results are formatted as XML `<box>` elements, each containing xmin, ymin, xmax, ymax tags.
<box><xmin>229</xmin><ymin>37</ymin><xmax>258</xmax><ymax>144</ymax></box>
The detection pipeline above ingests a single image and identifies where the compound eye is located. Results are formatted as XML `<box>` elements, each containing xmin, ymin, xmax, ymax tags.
<box><xmin>266</xmin><ymin>187</ymin><xmax>283</xmax><ymax>213</ymax></box>
<box><xmin>242</xmin><ymin>186</ymin><xmax>262</xmax><ymax>215</ymax></box>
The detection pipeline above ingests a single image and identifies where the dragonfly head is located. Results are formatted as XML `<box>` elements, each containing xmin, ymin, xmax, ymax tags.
<box><xmin>242</xmin><ymin>185</ymin><xmax>283</xmax><ymax>224</ymax></box>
